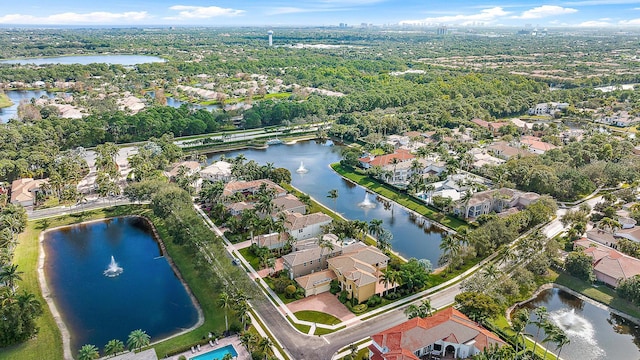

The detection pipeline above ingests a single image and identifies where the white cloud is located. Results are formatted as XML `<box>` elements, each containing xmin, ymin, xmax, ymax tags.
<box><xmin>167</xmin><ymin>5</ymin><xmax>245</xmax><ymax>19</ymax></box>
<box><xmin>565</xmin><ymin>0</ymin><xmax>640</xmax><ymax>5</ymax></box>
<box><xmin>0</xmin><ymin>11</ymin><xmax>150</xmax><ymax>24</ymax></box>
<box><xmin>576</xmin><ymin>20</ymin><xmax>613</xmax><ymax>26</ymax></box>
<box><xmin>400</xmin><ymin>7</ymin><xmax>509</xmax><ymax>26</ymax></box>
<box><xmin>619</xmin><ymin>18</ymin><xmax>640</xmax><ymax>25</ymax></box>
<box><xmin>514</xmin><ymin>5</ymin><xmax>578</xmax><ymax>19</ymax></box>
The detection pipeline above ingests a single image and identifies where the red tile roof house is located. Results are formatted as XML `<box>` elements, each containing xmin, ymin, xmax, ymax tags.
<box><xmin>358</xmin><ymin>149</ymin><xmax>415</xmax><ymax>170</ymax></box>
<box><xmin>574</xmin><ymin>238</ymin><xmax>640</xmax><ymax>287</ymax></box>
<box><xmin>369</xmin><ymin>307</ymin><xmax>506</xmax><ymax>360</ymax></box>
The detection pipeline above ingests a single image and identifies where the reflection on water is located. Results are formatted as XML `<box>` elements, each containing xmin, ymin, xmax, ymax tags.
<box><xmin>212</xmin><ymin>140</ymin><xmax>448</xmax><ymax>264</ymax></box>
<box><xmin>520</xmin><ymin>288</ymin><xmax>640</xmax><ymax>360</ymax></box>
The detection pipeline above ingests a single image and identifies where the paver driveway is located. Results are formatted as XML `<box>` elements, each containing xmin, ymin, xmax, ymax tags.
<box><xmin>287</xmin><ymin>292</ymin><xmax>356</xmax><ymax>322</ymax></box>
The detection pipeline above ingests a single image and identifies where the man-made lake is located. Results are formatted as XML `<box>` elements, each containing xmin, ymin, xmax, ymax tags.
<box><xmin>213</xmin><ymin>140</ymin><xmax>448</xmax><ymax>265</ymax></box>
<box><xmin>43</xmin><ymin>217</ymin><xmax>199</xmax><ymax>352</ymax></box>
<box><xmin>0</xmin><ymin>54</ymin><xmax>165</xmax><ymax>66</ymax></box>
<box><xmin>520</xmin><ymin>287</ymin><xmax>640</xmax><ymax>360</ymax></box>
<box><xmin>0</xmin><ymin>90</ymin><xmax>65</xmax><ymax>123</ymax></box>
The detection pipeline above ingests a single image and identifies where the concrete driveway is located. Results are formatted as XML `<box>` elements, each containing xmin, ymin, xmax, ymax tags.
<box><xmin>287</xmin><ymin>292</ymin><xmax>356</xmax><ymax>322</ymax></box>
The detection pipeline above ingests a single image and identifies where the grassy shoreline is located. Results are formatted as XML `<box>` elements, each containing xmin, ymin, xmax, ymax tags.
<box><xmin>0</xmin><ymin>205</ymin><xmax>228</xmax><ymax>360</ymax></box>
<box><xmin>0</xmin><ymin>92</ymin><xmax>13</xmax><ymax>108</ymax></box>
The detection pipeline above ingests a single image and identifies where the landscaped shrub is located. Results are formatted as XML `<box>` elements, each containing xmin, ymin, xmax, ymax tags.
<box><xmin>352</xmin><ymin>304</ymin><xmax>368</xmax><ymax>313</ymax></box>
<box><xmin>338</xmin><ymin>290</ymin><xmax>348</xmax><ymax>303</ymax></box>
<box><xmin>295</xmin><ymin>288</ymin><xmax>305</xmax><ymax>299</ymax></box>
<box><xmin>178</xmin><ymin>356</ymin><xmax>187</xmax><ymax>360</ymax></box>
<box><xmin>273</xmin><ymin>277</ymin><xmax>290</xmax><ymax>293</ymax></box>
<box><xmin>330</xmin><ymin>280</ymin><xmax>341</xmax><ymax>294</ymax></box>
<box><xmin>285</xmin><ymin>284</ymin><xmax>297</xmax><ymax>298</ymax></box>
<box><xmin>384</xmin><ymin>292</ymin><xmax>400</xmax><ymax>300</ymax></box>
<box><xmin>366</xmin><ymin>295</ymin><xmax>382</xmax><ymax>307</ymax></box>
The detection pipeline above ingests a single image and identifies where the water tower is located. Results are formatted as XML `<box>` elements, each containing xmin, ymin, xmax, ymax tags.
<box><xmin>267</xmin><ymin>30</ymin><xmax>274</xmax><ymax>46</ymax></box>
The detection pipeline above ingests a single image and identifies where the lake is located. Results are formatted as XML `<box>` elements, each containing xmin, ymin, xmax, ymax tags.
<box><xmin>0</xmin><ymin>54</ymin><xmax>165</xmax><ymax>66</ymax></box>
<box><xmin>0</xmin><ymin>90</ymin><xmax>67</xmax><ymax>123</ymax></box>
<box><xmin>519</xmin><ymin>287</ymin><xmax>640</xmax><ymax>360</ymax></box>
<box><xmin>43</xmin><ymin>217</ymin><xmax>199</xmax><ymax>353</ymax></box>
<box><xmin>213</xmin><ymin>140</ymin><xmax>448</xmax><ymax>265</ymax></box>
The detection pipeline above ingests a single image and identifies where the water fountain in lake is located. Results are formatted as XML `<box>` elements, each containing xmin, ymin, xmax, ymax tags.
<box><xmin>296</xmin><ymin>161</ymin><xmax>309</xmax><ymax>174</ymax></box>
<box><xmin>549</xmin><ymin>308</ymin><xmax>604</xmax><ymax>358</ymax></box>
<box><xmin>358</xmin><ymin>192</ymin><xmax>376</xmax><ymax>208</ymax></box>
<box><xmin>103</xmin><ymin>256</ymin><xmax>123</xmax><ymax>277</ymax></box>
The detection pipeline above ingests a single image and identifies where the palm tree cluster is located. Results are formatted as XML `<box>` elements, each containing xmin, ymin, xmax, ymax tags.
<box><xmin>78</xmin><ymin>330</ymin><xmax>149</xmax><ymax>360</ymax></box>
<box><xmin>505</xmin><ymin>307</ymin><xmax>570</xmax><ymax>360</ymax></box>
<box><xmin>239</xmin><ymin>331</ymin><xmax>276</xmax><ymax>360</ymax></box>
<box><xmin>404</xmin><ymin>299</ymin><xmax>433</xmax><ymax>319</ymax></box>
<box><xmin>219</xmin><ymin>290</ymin><xmax>252</xmax><ymax>335</ymax></box>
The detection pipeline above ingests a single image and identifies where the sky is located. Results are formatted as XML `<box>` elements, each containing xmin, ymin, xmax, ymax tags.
<box><xmin>2</xmin><ymin>0</ymin><xmax>640</xmax><ymax>27</ymax></box>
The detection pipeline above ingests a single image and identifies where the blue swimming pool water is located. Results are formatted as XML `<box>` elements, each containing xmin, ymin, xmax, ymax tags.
<box><xmin>190</xmin><ymin>344</ymin><xmax>239</xmax><ymax>360</ymax></box>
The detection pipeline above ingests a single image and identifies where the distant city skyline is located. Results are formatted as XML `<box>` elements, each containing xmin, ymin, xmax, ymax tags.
<box><xmin>2</xmin><ymin>1</ymin><xmax>640</xmax><ymax>27</ymax></box>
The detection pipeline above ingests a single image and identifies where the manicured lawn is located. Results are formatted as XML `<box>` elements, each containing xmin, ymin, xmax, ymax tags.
<box><xmin>314</xmin><ymin>326</ymin><xmax>342</xmax><ymax>336</ymax></box>
<box><xmin>331</xmin><ymin>164</ymin><xmax>469</xmax><ymax>231</ymax></box>
<box><xmin>0</xmin><ymin>92</ymin><xmax>12</xmax><ymax>108</ymax></box>
<box><xmin>291</xmin><ymin>322</ymin><xmax>311</xmax><ymax>334</ymax></box>
<box><xmin>262</xmin><ymin>277</ymin><xmax>297</xmax><ymax>304</ymax></box>
<box><xmin>239</xmin><ymin>247</ymin><xmax>261</xmax><ymax>270</ymax></box>
<box><xmin>0</xmin><ymin>205</ymin><xmax>230</xmax><ymax>360</ymax></box>
<box><xmin>551</xmin><ymin>269</ymin><xmax>640</xmax><ymax>319</ymax></box>
<box><xmin>294</xmin><ymin>310</ymin><xmax>341</xmax><ymax>325</ymax></box>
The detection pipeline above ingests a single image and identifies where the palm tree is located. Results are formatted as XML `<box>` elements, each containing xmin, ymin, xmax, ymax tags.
<box><xmin>389</xmin><ymin>157</ymin><xmax>401</xmax><ymax>183</ymax></box>
<box><xmin>218</xmin><ymin>292</ymin><xmax>232</xmax><ymax>333</ymax></box>
<box><xmin>235</xmin><ymin>300</ymin><xmax>252</xmax><ymax>330</ymax></box>
<box><xmin>78</xmin><ymin>344</ymin><xmax>99</xmax><ymax>360</ymax></box>
<box><xmin>104</xmin><ymin>339</ymin><xmax>125</xmax><ymax>358</ymax></box>
<box><xmin>553</xmin><ymin>329</ymin><xmax>570</xmax><ymax>360</ymax></box>
<box><xmin>16</xmin><ymin>291</ymin><xmax>42</xmax><ymax>317</ymax></box>
<box><xmin>511</xmin><ymin>308</ymin><xmax>530</xmax><ymax>358</ymax></box>
<box><xmin>258</xmin><ymin>337</ymin><xmax>273</xmax><ymax>360</ymax></box>
<box><xmin>439</xmin><ymin>234</ymin><xmax>462</xmax><ymax>273</ymax></box>
<box><xmin>222</xmin><ymin>354</ymin><xmax>234</xmax><ymax>360</ymax></box>
<box><xmin>127</xmin><ymin>329</ymin><xmax>150</xmax><ymax>352</ymax></box>
<box><xmin>0</xmin><ymin>264</ymin><xmax>23</xmax><ymax>292</ymax></box>
<box><xmin>327</xmin><ymin>189</ymin><xmax>338</xmax><ymax>211</ymax></box>
<box><xmin>541</xmin><ymin>321</ymin><xmax>558</xmax><ymax>360</ymax></box>
<box><xmin>368</xmin><ymin>219</ymin><xmax>384</xmax><ymax>238</ymax></box>
<box><xmin>240</xmin><ymin>331</ymin><xmax>257</xmax><ymax>353</ymax></box>
<box><xmin>531</xmin><ymin>307</ymin><xmax>548</xmax><ymax>356</ymax></box>
<box><xmin>481</xmin><ymin>263</ymin><xmax>501</xmax><ymax>282</ymax></box>
<box><xmin>598</xmin><ymin>217</ymin><xmax>621</xmax><ymax>233</ymax></box>
<box><xmin>378</xmin><ymin>270</ymin><xmax>393</xmax><ymax>296</ymax></box>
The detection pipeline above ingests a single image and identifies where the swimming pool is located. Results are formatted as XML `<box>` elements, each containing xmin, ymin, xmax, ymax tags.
<box><xmin>190</xmin><ymin>344</ymin><xmax>238</xmax><ymax>360</ymax></box>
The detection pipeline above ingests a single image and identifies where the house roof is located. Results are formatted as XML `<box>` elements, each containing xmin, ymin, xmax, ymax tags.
<box><xmin>272</xmin><ymin>194</ymin><xmax>306</xmax><ymax>213</ymax></box>
<box><xmin>201</xmin><ymin>160</ymin><xmax>232</xmax><ymax>178</ymax></box>
<box><xmin>471</xmin><ymin>118</ymin><xmax>490</xmax><ymax>128</ymax></box>
<box><xmin>575</xmin><ymin>238</ymin><xmax>640</xmax><ymax>282</ymax></box>
<box><xmin>359</xmin><ymin>149</ymin><xmax>415</xmax><ymax>167</ymax></box>
<box><xmin>222</xmin><ymin>179</ymin><xmax>286</xmax><ymax>197</ymax></box>
<box><xmin>370</xmin><ymin>308</ymin><xmax>505</xmax><ymax>359</ymax></box>
<box><xmin>284</xmin><ymin>212</ymin><xmax>332</xmax><ymax>231</ymax></box>
<box><xmin>226</xmin><ymin>201</ymin><xmax>255</xmax><ymax>212</ymax></box>
<box><xmin>328</xmin><ymin>246</ymin><xmax>388</xmax><ymax>287</ymax></box>
<box><xmin>254</xmin><ymin>232</ymin><xmax>289</xmax><ymax>248</ymax></box>
<box><xmin>585</xmin><ymin>229</ymin><xmax>617</xmax><ymax>245</ymax></box>
<box><xmin>295</xmin><ymin>269</ymin><xmax>336</xmax><ymax>290</ymax></box>
<box><xmin>166</xmin><ymin>161</ymin><xmax>201</xmax><ymax>178</ymax></box>
<box><xmin>488</xmin><ymin>141</ymin><xmax>531</xmax><ymax>158</ymax></box>
<box><xmin>520</xmin><ymin>136</ymin><xmax>558</xmax><ymax>152</ymax></box>
<box><xmin>10</xmin><ymin>178</ymin><xmax>48</xmax><ymax>204</ymax></box>
<box><xmin>615</xmin><ymin>226</ymin><xmax>640</xmax><ymax>241</ymax></box>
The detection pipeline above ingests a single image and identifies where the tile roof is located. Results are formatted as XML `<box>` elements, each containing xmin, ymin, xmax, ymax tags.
<box><xmin>295</xmin><ymin>269</ymin><xmax>336</xmax><ymax>289</ymax></box>
<box><xmin>488</xmin><ymin>141</ymin><xmax>531</xmax><ymax>158</ymax></box>
<box><xmin>284</xmin><ymin>212</ymin><xmax>332</xmax><ymax>231</ymax></box>
<box><xmin>370</xmin><ymin>308</ymin><xmax>505</xmax><ymax>359</ymax></box>
<box><xmin>222</xmin><ymin>179</ymin><xmax>286</xmax><ymax>197</ymax></box>
<box><xmin>272</xmin><ymin>194</ymin><xmax>306</xmax><ymax>213</ymax></box>
<box><xmin>166</xmin><ymin>161</ymin><xmax>201</xmax><ymax>178</ymax></box>
<box><xmin>575</xmin><ymin>238</ymin><xmax>640</xmax><ymax>285</ymax></box>
<box><xmin>10</xmin><ymin>178</ymin><xmax>48</xmax><ymax>204</ymax></box>
<box><xmin>359</xmin><ymin>149</ymin><xmax>415</xmax><ymax>167</ymax></box>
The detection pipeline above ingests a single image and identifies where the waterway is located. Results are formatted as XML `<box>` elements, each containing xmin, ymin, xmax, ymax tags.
<box><xmin>211</xmin><ymin>140</ymin><xmax>447</xmax><ymax>265</ymax></box>
<box><xmin>519</xmin><ymin>287</ymin><xmax>640</xmax><ymax>360</ymax></box>
<box><xmin>43</xmin><ymin>217</ymin><xmax>199</xmax><ymax>353</ymax></box>
<box><xmin>0</xmin><ymin>90</ymin><xmax>68</xmax><ymax>123</ymax></box>
<box><xmin>0</xmin><ymin>54</ymin><xmax>165</xmax><ymax>66</ymax></box>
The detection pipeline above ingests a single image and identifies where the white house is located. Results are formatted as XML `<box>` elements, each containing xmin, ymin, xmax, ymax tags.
<box><xmin>200</xmin><ymin>161</ymin><xmax>233</xmax><ymax>182</ymax></box>
<box><xmin>284</xmin><ymin>212</ymin><xmax>333</xmax><ymax>241</ymax></box>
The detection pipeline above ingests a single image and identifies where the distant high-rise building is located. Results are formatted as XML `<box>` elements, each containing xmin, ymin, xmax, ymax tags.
<box><xmin>437</xmin><ymin>26</ymin><xmax>448</xmax><ymax>35</ymax></box>
<box><xmin>339</xmin><ymin>23</ymin><xmax>347</xmax><ymax>28</ymax></box>
<box><xmin>267</xmin><ymin>30</ymin><xmax>273</xmax><ymax>46</ymax></box>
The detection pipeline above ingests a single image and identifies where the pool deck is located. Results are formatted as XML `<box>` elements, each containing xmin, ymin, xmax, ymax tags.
<box><xmin>166</xmin><ymin>335</ymin><xmax>250</xmax><ymax>360</ymax></box>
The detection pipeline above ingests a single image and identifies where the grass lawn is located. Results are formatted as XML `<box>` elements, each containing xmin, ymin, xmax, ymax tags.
<box><xmin>294</xmin><ymin>310</ymin><xmax>341</xmax><ymax>325</ymax></box>
<box><xmin>0</xmin><ymin>92</ymin><xmax>13</xmax><ymax>108</ymax></box>
<box><xmin>262</xmin><ymin>277</ymin><xmax>297</xmax><ymax>305</ymax></box>
<box><xmin>0</xmin><ymin>205</ymin><xmax>229</xmax><ymax>360</ymax></box>
<box><xmin>331</xmin><ymin>164</ymin><xmax>469</xmax><ymax>231</ymax></box>
<box><xmin>314</xmin><ymin>326</ymin><xmax>343</xmax><ymax>336</ymax></box>
<box><xmin>291</xmin><ymin>322</ymin><xmax>311</xmax><ymax>334</ymax></box>
<box><xmin>239</xmin><ymin>247</ymin><xmax>261</xmax><ymax>270</ymax></box>
<box><xmin>551</xmin><ymin>269</ymin><xmax>640</xmax><ymax>319</ymax></box>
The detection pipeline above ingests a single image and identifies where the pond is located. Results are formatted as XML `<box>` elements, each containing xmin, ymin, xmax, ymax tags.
<box><xmin>212</xmin><ymin>140</ymin><xmax>448</xmax><ymax>265</ymax></box>
<box><xmin>0</xmin><ymin>54</ymin><xmax>165</xmax><ymax>66</ymax></box>
<box><xmin>519</xmin><ymin>287</ymin><xmax>640</xmax><ymax>360</ymax></box>
<box><xmin>43</xmin><ymin>217</ymin><xmax>199</xmax><ymax>353</ymax></box>
<box><xmin>0</xmin><ymin>90</ymin><xmax>68</xmax><ymax>123</ymax></box>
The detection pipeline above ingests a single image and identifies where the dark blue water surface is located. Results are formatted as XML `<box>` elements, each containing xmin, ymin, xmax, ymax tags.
<box><xmin>212</xmin><ymin>140</ymin><xmax>447</xmax><ymax>265</ymax></box>
<box><xmin>44</xmin><ymin>217</ymin><xmax>198</xmax><ymax>352</ymax></box>
<box><xmin>520</xmin><ymin>288</ymin><xmax>640</xmax><ymax>360</ymax></box>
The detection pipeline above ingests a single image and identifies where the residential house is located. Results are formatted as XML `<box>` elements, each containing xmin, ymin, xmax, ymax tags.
<box><xmin>282</xmin><ymin>236</ymin><xmax>360</xmax><ymax>278</ymax></box>
<box><xmin>454</xmin><ymin>188</ymin><xmax>540</xmax><ymax>219</ymax></box>
<box><xmin>585</xmin><ymin>228</ymin><xmax>617</xmax><ymax>247</ymax></box>
<box><xmin>10</xmin><ymin>178</ymin><xmax>48</xmax><ymax>207</ymax></box>
<box><xmin>272</xmin><ymin>194</ymin><xmax>307</xmax><ymax>215</ymax></box>
<box><xmin>519</xmin><ymin>136</ymin><xmax>558</xmax><ymax>155</ymax></box>
<box><xmin>487</xmin><ymin>141</ymin><xmax>531</xmax><ymax>160</ymax></box>
<box><xmin>470</xmin><ymin>150</ymin><xmax>505</xmax><ymax>169</ymax></box>
<box><xmin>200</xmin><ymin>161</ymin><xmax>233</xmax><ymax>182</ymax></box>
<box><xmin>574</xmin><ymin>238</ymin><xmax>640</xmax><ymax>287</ymax></box>
<box><xmin>369</xmin><ymin>307</ymin><xmax>506</xmax><ymax>360</ymax></box>
<box><xmin>253</xmin><ymin>232</ymin><xmax>291</xmax><ymax>250</ymax></box>
<box><xmin>226</xmin><ymin>201</ymin><xmax>255</xmax><ymax>216</ymax></box>
<box><xmin>165</xmin><ymin>161</ymin><xmax>201</xmax><ymax>180</ymax></box>
<box><xmin>427</xmin><ymin>172</ymin><xmax>490</xmax><ymax>204</ymax></box>
<box><xmin>510</xmin><ymin>118</ymin><xmax>532</xmax><ymax>134</ymax></box>
<box><xmin>614</xmin><ymin>226</ymin><xmax>640</xmax><ymax>243</ymax></box>
<box><xmin>295</xmin><ymin>270</ymin><xmax>337</xmax><ymax>297</ymax></box>
<box><xmin>222</xmin><ymin>179</ymin><xmax>287</xmax><ymax>198</ymax></box>
<box><xmin>470</xmin><ymin>118</ymin><xmax>510</xmax><ymax>136</ymax></box>
<box><xmin>528</xmin><ymin>102</ymin><xmax>569</xmax><ymax>116</ymax></box>
<box><xmin>284</xmin><ymin>212</ymin><xmax>333</xmax><ymax>241</ymax></box>
<box><xmin>358</xmin><ymin>149</ymin><xmax>415</xmax><ymax>170</ymax></box>
<box><xmin>328</xmin><ymin>245</ymin><xmax>389</xmax><ymax>303</ymax></box>
<box><xmin>381</xmin><ymin>158</ymin><xmax>445</xmax><ymax>186</ymax></box>
<box><xmin>596</xmin><ymin>111</ymin><xmax>639</xmax><ymax>128</ymax></box>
